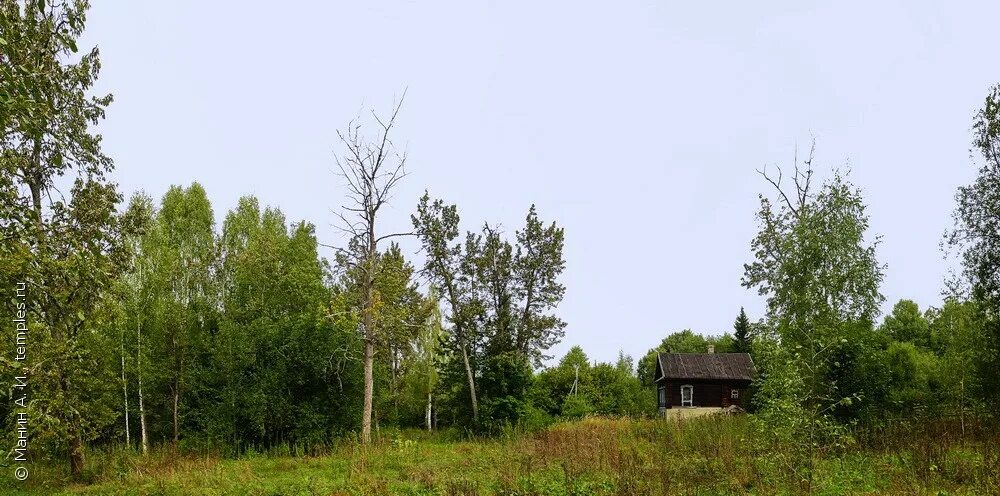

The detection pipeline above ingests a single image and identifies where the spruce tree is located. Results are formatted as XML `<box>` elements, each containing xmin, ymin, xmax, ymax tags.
<box><xmin>733</xmin><ymin>307</ymin><xmax>751</xmax><ymax>354</ymax></box>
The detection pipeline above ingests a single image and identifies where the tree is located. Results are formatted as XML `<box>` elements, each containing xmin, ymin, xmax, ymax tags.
<box><xmin>926</xmin><ymin>297</ymin><xmax>986</xmax><ymax>428</ymax></box>
<box><xmin>879</xmin><ymin>299</ymin><xmax>931</xmax><ymax>349</ymax></box>
<box><xmin>742</xmin><ymin>146</ymin><xmax>884</xmax><ymax>486</ymax></box>
<box><xmin>733</xmin><ymin>307</ymin><xmax>752</xmax><ymax>354</ymax></box>
<box><xmin>883</xmin><ymin>341</ymin><xmax>938</xmax><ymax>416</ymax></box>
<box><xmin>156</xmin><ymin>183</ymin><xmax>217</xmax><ymax>449</ymax></box>
<box><xmin>332</xmin><ymin>95</ymin><xmax>409</xmax><ymax>444</ymax></box>
<box><xmin>410</xmin><ymin>287</ymin><xmax>444</xmax><ymax>431</ymax></box>
<box><xmin>531</xmin><ymin>346</ymin><xmax>590</xmax><ymax>417</ymax></box>
<box><xmin>947</xmin><ymin>83</ymin><xmax>1000</xmax><ymax>408</ymax></box>
<box><xmin>466</xmin><ymin>207</ymin><xmax>566</xmax><ymax>366</ymax></box>
<box><xmin>532</xmin><ymin>347</ymin><xmax>645</xmax><ymax>419</ymax></box>
<box><xmin>373</xmin><ymin>244</ymin><xmax>429</xmax><ymax>426</ymax></box>
<box><xmin>0</xmin><ymin>0</ymin><xmax>123</xmax><ymax>478</ymax></box>
<box><xmin>108</xmin><ymin>193</ymin><xmax>158</xmax><ymax>453</ymax></box>
<box><xmin>334</xmin><ymin>243</ymin><xmax>428</xmax><ymax>429</ymax></box>
<box><xmin>413</xmin><ymin>194</ymin><xmax>484</xmax><ymax>422</ymax></box>
<box><xmin>511</xmin><ymin>206</ymin><xmax>567</xmax><ymax>365</ymax></box>
<box><xmin>414</xmin><ymin>197</ymin><xmax>567</xmax><ymax>429</ymax></box>
<box><xmin>211</xmin><ymin>196</ymin><xmax>344</xmax><ymax>452</ymax></box>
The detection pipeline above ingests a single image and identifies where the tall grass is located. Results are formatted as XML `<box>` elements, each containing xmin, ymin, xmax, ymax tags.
<box><xmin>3</xmin><ymin>414</ymin><xmax>997</xmax><ymax>495</ymax></box>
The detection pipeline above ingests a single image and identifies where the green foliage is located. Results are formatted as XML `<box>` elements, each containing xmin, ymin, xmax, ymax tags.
<box><xmin>880</xmin><ymin>299</ymin><xmax>931</xmax><ymax>348</ymax></box>
<box><xmin>884</xmin><ymin>342</ymin><xmax>938</xmax><ymax>414</ymax></box>
<box><xmin>927</xmin><ymin>298</ymin><xmax>986</xmax><ymax>416</ymax></box>
<box><xmin>207</xmin><ymin>196</ymin><xmax>352</xmax><ymax>451</ymax></box>
<box><xmin>398</xmin><ymin>287</ymin><xmax>445</xmax><ymax>430</ymax></box>
<box><xmin>733</xmin><ymin>307</ymin><xmax>752</xmax><ymax>354</ymax></box>
<box><xmin>559</xmin><ymin>394</ymin><xmax>592</xmax><ymax>419</ymax></box>
<box><xmin>743</xmin><ymin>156</ymin><xmax>885</xmax><ymax>488</ymax></box>
<box><xmin>334</xmin><ymin>241</ymin><xmax>430</xmax><ymax>429</ymax></box>
<box><xmin>948</xmin><ymin>83</ymin><xmax>1000</xmax><ymax>409</ymax></box>
<box><xmin>154</xmin><ymin>183</ymin><xmax>217</xmax><ymax>446</ymax></box>
<box><xmin>479</xmin><ymin>351</ymin><xmax>534</xmax><ymax>433</ymax></box>
<box><xmin>414</xmin><ymin>194</ymin><xmax>568</xmax><ymax>431</ymax></box>
<box><xmin>533</xmin><ymin>346</ymin><xmax>646</xmax><ymax>420</ymax></box>
<box><xmin>0</xmin><ymin>0</ymin><xmax>124</xmax><ymax>477</ymax></box>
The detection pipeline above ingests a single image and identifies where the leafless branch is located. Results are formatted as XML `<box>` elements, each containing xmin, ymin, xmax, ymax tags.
<box><xmin>757</xmin><ymin>139</ymin><xmax>818</xmax><ymax>217</ymax></box>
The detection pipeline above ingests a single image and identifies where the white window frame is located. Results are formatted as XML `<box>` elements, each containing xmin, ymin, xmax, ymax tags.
<box><xmin>731</xmin><ymin>389</ymin><xmax>739</xmax><ymax>399</ymax></box>
<box><xmin>681</xmin><ymin>384</ymin><xmax>693</xmax><ymax>407</ymax></box>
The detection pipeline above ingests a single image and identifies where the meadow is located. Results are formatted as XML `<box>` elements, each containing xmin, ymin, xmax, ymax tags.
<box><xmin>3</xmin><ymin>414</ymin><xmax>997</xmax><ymax>496</ymax></box>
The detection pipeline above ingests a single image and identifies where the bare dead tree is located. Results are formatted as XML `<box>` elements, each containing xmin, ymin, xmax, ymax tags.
<box><xmin>332</xmin><ymin>91</ymin><xmax>410</xmax><ymax>445</ymax></box>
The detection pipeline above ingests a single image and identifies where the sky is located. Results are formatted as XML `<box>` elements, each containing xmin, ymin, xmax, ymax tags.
<box><xmin>80</xmin><ymin>1</ymin><xmax>999</xmax><ymax>366</ymax></box>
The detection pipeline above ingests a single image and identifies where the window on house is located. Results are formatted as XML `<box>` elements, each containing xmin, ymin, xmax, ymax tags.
<box><xmin>658</xmin><ymin>386</ymin><xmax>666</xmax><ymax>407</ymax></box>
<box><xmin>731</xmin><ymin>389</ymin><xmax>739</xmax><ymax>399</ymax></box>
<box><xmin>681</xmin><ymin>385</ymin><xmax>693</xmax><ymax>406</ymax></box>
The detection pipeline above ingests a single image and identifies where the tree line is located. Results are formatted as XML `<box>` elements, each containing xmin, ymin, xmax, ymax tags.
<box><xmin>2</xmin><ymin>1</ymin><xmax>999</xmax><ymax>482</ymax></box>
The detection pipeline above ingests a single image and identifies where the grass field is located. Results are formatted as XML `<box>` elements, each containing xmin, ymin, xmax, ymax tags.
<box><xmin>3</xmin><ymin>415</ymin><xmax>997</xmax><ymax>495</ymax></box>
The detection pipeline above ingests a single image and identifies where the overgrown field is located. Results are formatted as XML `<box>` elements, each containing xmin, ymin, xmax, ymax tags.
<box><xmin>3</xmin><ymin>415</ymin><xmax>998</xmax><ymax>495</ymax></box>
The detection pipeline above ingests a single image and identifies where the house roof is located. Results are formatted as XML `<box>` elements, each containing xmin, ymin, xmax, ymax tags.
<box><xmin>655</xmin><ymin>353</ymin><xmax>755</xmax><ymax>382</ymax></box>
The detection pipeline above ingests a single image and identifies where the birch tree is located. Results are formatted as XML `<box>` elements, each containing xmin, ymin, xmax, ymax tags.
<box><xmin>947</xmin><ymin>83</ymin><xmax>1000</xmax><ymax>407</ymax></box>
<box><xmin>742</xmin><ymin>145</ymin><xmax>884</xmax><ymax>488</ymax></box>
<box><xmin>111</xmin><ymin>193</ymin><xmax>157</xmax><ymax>452</ymax></box>
<box><xmin>156</xmin><ymin>183</ymin><xmax>216</xmax><ymax>449</ymax></box>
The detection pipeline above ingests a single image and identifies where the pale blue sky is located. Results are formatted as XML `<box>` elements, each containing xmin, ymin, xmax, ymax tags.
<box><xmin>83</xmin><ymin>1</ymin><xmax>999</xmax><ymax>365</ymax></box>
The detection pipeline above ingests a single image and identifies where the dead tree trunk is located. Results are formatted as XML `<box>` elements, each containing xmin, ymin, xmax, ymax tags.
<box><xmin>333</xmin><ymin>92</ymin><xmax>409</xmax><ymax>445</ymax></box>
<box><xmin>361</xmin><ymin>315</ymin><xmax>375</xmax><ymax>444</ymax></box>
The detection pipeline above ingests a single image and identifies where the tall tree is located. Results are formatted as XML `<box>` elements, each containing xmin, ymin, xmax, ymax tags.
<box><xmin>0</xmin><ymin>0</ymin><xmax>123</xmax><ymax>478</ymax></box>
<box><xmin>108</xmin><ymin>193</ymin><xmax>158</xmax><ymax>453</ymax></box>
<box><xmin>742</xmin><ymin>146</ymin><xmax>884</xmax><ymax>486</ymax></box>
<box><xmin>212</xmin><ymin>197</ymin><xmax>342</xmax><ymax>451</ymax></box>
<box><xmin>512</xmin><ymin>206</ymin><xmax>567</xmax><ymax>365</ymax></box>
<box><xmin>879</xmin><ymin>299</ymin><xmax>931</xmax><ymax>349</ymax></box>
<box><xmin>733</xmin><ymin>307</ymin><xmax>752</xmax><ymax>354</ymax></box>
<box><xmin>332</xmin><ymin>95</ymin><xmax>409</xmax><ymax>444</ymax></box>
<box><xmin>412</xmin><ymin>194</ymin><xmax>483</xmax><ymax>422</ymax></box>
<box><xmin>466</xmin><ymin>206</ymin><xmax>566</xmax><ymax>365</ymax></box>
<box><xmin>947</xmin><ymin>83</ymin><xmax>1000</xmax><ymax>408</ymax></box>
<box><xmin>413</xmin><ymin>196</ymin><xmax>567</xmax><ymax>428</ymax></box>
<box><xmin>156</xmin><ymin>183</ymin><xmax>217</xmax><ymax>449</ymax></box>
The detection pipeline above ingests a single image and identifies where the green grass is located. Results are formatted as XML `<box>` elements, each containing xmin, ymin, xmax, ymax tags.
<box><xmin>3</xmin><ymin>416</ymin><xmax>997</xmax><ymax>495</ymax></box>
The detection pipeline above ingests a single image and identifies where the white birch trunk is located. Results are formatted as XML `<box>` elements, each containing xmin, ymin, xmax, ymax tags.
<box><xmin>137</xmin><ymin>301</ymin><xmax>149</xmax><ymax>454</ymax></box>
<box><xmin>121</xmin><ymin>336</ymin><xmax>130</xmax><ymax>446</ymax></box>
<box><xmin>426</xmin><ymin>393</ymin><xmax>432</xmax><ymax>431</ymax></box>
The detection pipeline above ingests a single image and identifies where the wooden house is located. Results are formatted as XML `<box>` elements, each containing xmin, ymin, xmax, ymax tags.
<box><xmin>653</xmin><ymin>348</ymin><xmax>755</xmax><ymax>412</ymax></box>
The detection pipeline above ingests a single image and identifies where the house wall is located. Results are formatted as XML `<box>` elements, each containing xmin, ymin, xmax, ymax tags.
<box><xmin>658</xmin><ymin>379</ymin><xmax>751</xmax><ymax>409</ymax></box>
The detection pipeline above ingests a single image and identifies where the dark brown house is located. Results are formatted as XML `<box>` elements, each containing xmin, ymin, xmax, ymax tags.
<box><xmin>654</xmin><ymin>349</ymin><xmax>755</xmax><ymax>412</ymax></box>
